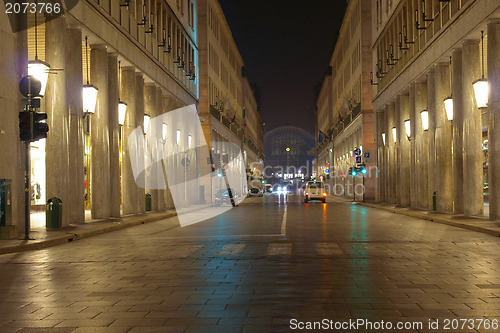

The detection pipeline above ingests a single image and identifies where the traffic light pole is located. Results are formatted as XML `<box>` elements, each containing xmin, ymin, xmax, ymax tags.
<box><xmin>353</xmin><ymin>174</ymin><xmax>355</xmax><ymax>202</ymax></box>
<box><xmin>24</xmin><ymin>140</ymin><xmax>31</xmax><ymax>240</ymax></box>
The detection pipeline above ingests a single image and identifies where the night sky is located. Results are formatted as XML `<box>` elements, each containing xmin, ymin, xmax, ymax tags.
<box><xmin>218</xmin><ymin>0</ymin><xmax>348</xmax><ymax>135</ymax></box>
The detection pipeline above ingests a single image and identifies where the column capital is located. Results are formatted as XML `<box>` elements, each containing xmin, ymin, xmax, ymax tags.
<box><xmin>462</xmin><ymin>39</ymin><xmax>479</xmax><ymax>47</ymax></box>
<box><xmin>90</xmin><ymin>44</ymin><xmax>107</xmax><ymax>51</ymax></box>
<box><xmin>122</xmin><ymin>66</ymin><xmax>135</xmax><ymax>72</ymax></box>
<box><xmin>488</xmin><ymin>18</ymin><xmax>500</xmax><ymax>25</ymax></box>
<box><xmin>66</xmin><ymin>23</ymin><xmax>81</xmax><ymax>31</ymax></box>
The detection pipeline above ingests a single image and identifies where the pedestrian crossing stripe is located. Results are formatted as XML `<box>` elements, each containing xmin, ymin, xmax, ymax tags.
<box><xmin>216</xmin><ymin>244</ymin><xmax>246</xmax><ymax>256</ymax></box>
<box><xmin>315</xmin><ymin>243</ymin><xmax>344</xmax><ymax>256</ymax></box>
<box><xmin>212</xmin><ymin>243</ymin><xmax>347</xmax><ymax>257</ymax></box>
<box><xmin>266</xmin><ymin>243</ymin><xmax>292</xmax><ymax>256</ymax></box>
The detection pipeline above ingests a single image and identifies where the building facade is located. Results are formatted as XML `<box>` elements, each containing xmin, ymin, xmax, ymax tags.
<box><xmin>372</xmin><ymin>0</ymin><xmax>500</xmax><ymax>219</ymax></box>
<box><xmin>316</xmin><ymin>0</ymin><xmax>375</xmax><ymax>200</ymax></box>
<box><xmin>1</xmin><ymin>0</ymin><xmax>201</xmax><ymax>238</ymax></box>
<box><xmin>197</xmin><ymin>0</ymin><xmax>264</xmax><ymax>199</ymax></box>
<box><xmin>264</xmin><ymin>126</ymin><xmax>315</xmax><ymax>185</ymax></box>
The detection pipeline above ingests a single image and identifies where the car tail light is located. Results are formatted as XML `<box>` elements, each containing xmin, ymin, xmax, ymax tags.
<box><xmin>323</xmin><ymin>192</ymin><xmax>327</xmax><ymax>196</ymax></box>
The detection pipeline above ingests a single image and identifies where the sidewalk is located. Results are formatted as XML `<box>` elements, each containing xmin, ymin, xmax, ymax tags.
<box><xmin>329</xmin><ymin>195</ymin><xmax>500</xmax><ymax>237</ymax></box>
<box><xmin>0</xmin><ymin>204</ymin><xmax>211</xmax><ymax>255</ymax></box>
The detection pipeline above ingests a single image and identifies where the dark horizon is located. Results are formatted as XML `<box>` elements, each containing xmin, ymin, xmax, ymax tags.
<box><xmin>218</xmin><ymin>0</ymin><xmax>348</xmax><ymax>135</ymax></box>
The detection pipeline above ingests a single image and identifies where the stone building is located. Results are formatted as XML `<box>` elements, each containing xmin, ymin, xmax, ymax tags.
<box><xmin>0</xmin><ymin>0</ymin><xmax>199</xmax><ymax>237</ymax></box>
<box><xmin>315</xmin><ymin>0</ymin><xmax>375</xmax><ymax>200</ymax></box>
<box><xmin>372</xmin><ymin>0</ymin><xmax>500</xmax><ymax>219</ymax></box>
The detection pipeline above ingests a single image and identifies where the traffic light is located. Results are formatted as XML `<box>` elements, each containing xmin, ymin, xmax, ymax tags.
<box><xmin>19</xmin><ymin>111</ymin><xmax>32</xmax><ymax>142</ymax></box>
<box><xmin>359</xmin><ymin>163</ymin><xmax>367</xmax><ymax>175</ymax></box>
<box><xmin>32</xmin><ymin>112</ymin><xmax>49</xmax><ymax>142</ymax></box>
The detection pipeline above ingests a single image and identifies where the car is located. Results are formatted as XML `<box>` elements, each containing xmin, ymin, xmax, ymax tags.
<box><xmin>304</xmin><ymin>181</ymin><xmax>327</xmax><ymax>203</ymax></box>
<box><xmin>214</xmin><ymin>188</ymin><xmax>239</xmax><ymax>206</ymax></box>
<box><xmin>263</xmin><ymin>184</ymin><xmax>273</xmax><ymax>195</ymax></box>
<box><xmin>248</xmin><ymin>187</ymin><xmax>263</xmax><ymax>197</ymax></box>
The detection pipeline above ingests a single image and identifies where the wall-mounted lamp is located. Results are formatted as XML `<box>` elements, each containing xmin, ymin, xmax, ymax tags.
<box><xmin>473</xmin><ymin>31</ymin><xmax>488</xmax><ymax>109</ymax></box>
<box><xmin>176</xmin><ymin>129</ymin><xmax>181</xmax><ymax>145</ymax></box>
<box><xmin>404</xmin><ymin>119</ymin><xmax>411</xmax><ymax>139</ymax></box>
<box><xmin>138</xmin><ymin>4</ymin><xmax>147</xmax><ymax>25</ymax></box>
<box><xmin>420</xmin><ymin>110</ymin><xmax>429</xmax><ymax>131</ymax></box>
<box><xmin>143</xmin><ymin>114</ymin><xmax>150</xmax><ymax>135</ymax></box>
<box><xmin>392</xmin><ymin>127</ymin><xmax>397</xmax><ymax>143</ymax></box>
<box><xmin>145</xmin><ymin>13</ymin><xmax>154</xmax><ymax>33</ymax></box>
<box><xmin>382</xmin><ymin>132</ymin><xmax>386</xmax><ymax>146</ymax></box>
<box><xmin>83</xmin><ymin>36</ymin><xmax>98</xmax><ymax>117</ymax></box>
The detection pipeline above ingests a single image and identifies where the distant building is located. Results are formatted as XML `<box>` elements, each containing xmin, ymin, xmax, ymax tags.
<box><xmin>197</xmin><ymin>0</ymin><xmax>264</xmax><ymax>197</ymax></box>
<box><xmin>264</xmin><ymin>126</ymin><xmax>315</xmax><ymax>184</ymax></box>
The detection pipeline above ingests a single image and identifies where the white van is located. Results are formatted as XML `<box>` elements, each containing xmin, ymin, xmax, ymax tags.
<box><xmin>304</xmin><ymin>181</ymin><xmax>327</xmax><ymax>203</ymax></box>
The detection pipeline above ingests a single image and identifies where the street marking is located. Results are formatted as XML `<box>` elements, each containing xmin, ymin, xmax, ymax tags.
<box><xmin>315</xmin><ymin>243</ymin><xmax>344</xmax><ymax>256</ymax></box>
<box><xmin>280</xmin><ymin>204</ymin><xmax>287</xmax><ymax>235</ymax></box>
<box><xmin>267</xmin><ymin>243</ymin><xmax>292</xmax><ymax>256</ymax></box>
<box><xmin>216</xmin><ymin>244</ymin><xmax>246</xmax><ymax>256</ymax></box>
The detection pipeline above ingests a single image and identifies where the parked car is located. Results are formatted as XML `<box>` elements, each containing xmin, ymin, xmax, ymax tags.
<box><xmin>304</xmin><ymin>181</ymin><xmax>327</xmax><ymax>203</ymax></box>
<box><xmin>248</xmin><ymin>187</ymin><xmax>263</xmax><ymax>197</ymax></box>
<box><xmin>214</xmin><ymin>188</ymin><xmax>239</xmax><ymax>206</ymax></box>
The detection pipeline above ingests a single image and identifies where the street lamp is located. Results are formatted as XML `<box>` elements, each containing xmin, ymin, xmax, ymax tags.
<box><xmin>421</xmin><ymin>110</ymin><xmax>429</xmax><ymax>130</ymax></box>
<box><xmin>473</xmin><ymin>31</ymin><xmax>488</xmax><ymax>109</ymax></box>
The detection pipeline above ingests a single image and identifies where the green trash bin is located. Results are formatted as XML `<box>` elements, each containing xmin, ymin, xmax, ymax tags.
<box><xmin>145</xmin><ymin>193</ymin><xmax>152</xmax><ymax>212</ymax></box>
<box><xmin>46</xmin><ymin>197</ymin><xmax>62</xmax><ymax>229</ymax></box>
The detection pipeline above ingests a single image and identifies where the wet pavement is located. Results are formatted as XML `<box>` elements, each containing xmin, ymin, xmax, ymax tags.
<box><xmin>0</xmin><ymin>194</ymin><xmax>499</xmax><ymax>332</ymax></box>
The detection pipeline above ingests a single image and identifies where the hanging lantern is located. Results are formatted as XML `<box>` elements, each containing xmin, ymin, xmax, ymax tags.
<box><xmin>420</xmin><ymin>110</ymin><xmax>429</xmax><ymax>131</ymax></box>
<box><xmin>118</xmin><ymin>102</ymin><xmax>127</xmax><ymax>126</ymax></box>
<box><xmin>82</xmin><ymin>84</ymin><xmax>98</xmax><ymax>115</ymax></box>
<box><xmin>444</xmin><ymin>97</ymin><xmax>453</xmax><ymax>120</ymax></box>
<box><xmin>28</xmin><ymin>59</ymin><xmax>50</xmax><ymax>96</ymax></box>
<box><xmin>473</xmin><ymin>31</ymin><xmax>488</xmax><ymax>109</ymax></box>
<box><xmin>143</xmin><ymin>114</ymin><xmax>151</xmax><ymax>134</ymax></box>
<box><xmin>404</xmin><ymin>119</ymin><xmax>411</xmax><ymax>139</ymax></box>
<box><xmin>473</xmin><ymin>79</ymin><xmax>488</xmax><ymax>109</ymax></box>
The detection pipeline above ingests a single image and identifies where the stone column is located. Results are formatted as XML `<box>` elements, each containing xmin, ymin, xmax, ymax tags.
<box><xmin>451</xmin><ymin>48</ymin><xmax>465</xmax><ymax>215</ymax></box>
<box><xmin>156</xmin><ymin>87</ymin><xmax>165</xmax><ymax>211</ymax></box>
<box><xmin>362</xmin><ymin>111</ymin><xmax>376</xmax><ymax>202</ymax></box>
<box><xmin>435</xmin><ymin>63</ymin><xmax>454</xmax><ymax>213</ymax></box>
<box><xmin>387</xmin><ymin>102</ymin><xmax>397</xmax><ymax>204</ymax></box>
<box><xmin>45</xmin><ymin>15</ymin><xmax>70</xmax><ymax>226</ymax></box>
<box><xmin>108</xmin><ymin>53</ymin><xmax>121</xmax><ymax>217</ymax></box>
<box><xmin>90</xmin><ymin>44</ymin><xmax>110</xmax><ymax>219</ymax></box>
<box><xmin>409</xmin><ymin>84</ymin><xmax>417</xmax><ymax>208</ymax></box>
<box><xmin>462</xmin><ymin>41</ymin><xmax>484</xmax><ymax>217</ymax></box>
<box><xmin>488</xmin><ymin>19</ymin><xmax>500</xmax><ymax>220</ymax></box>
<box><xmin>398</xmin><ymin>94</ymin><xmax>410</xmax><ymax>207</ymax></box>
<box><xmin>415</xmin><ymin>81</ymin><xmax>429</xmax><ymax>209</ymax></box>
<box><xmin>121</xmin><ymin>67</ymin><xmax>138</xmax><ymax>215</ymax></box>
<box><xmin>376</xmin><ymin>110</ymin><xmax>385</xmax><ymax>202</ymax></box>
<box><xmin>66</xmin><ymin>26</ymin><xmax>85</xmax><ymax>224</ymax></box>
<box><xmin>136</xmin><ymin>73</ymin><xmax>146</xmax><ymax>213</ymax></box>
<box><xmin>0</xmin><ymin>10</ymin><xmax>27</xmax><ymax>237</ymax></box>
<box><xmin>162</xmin><ymin>93</ymin><xmax>176</xmax><ymax>209</ymax></box>
<box><xmin>144</xmin><ymin>83</ymin><xmax>158</xmax><ymax>211</ymax></box>
<box><xmin>427</xmin><ymin>70</ymin><xmax>437</xmax><ymax>210</ymax></box>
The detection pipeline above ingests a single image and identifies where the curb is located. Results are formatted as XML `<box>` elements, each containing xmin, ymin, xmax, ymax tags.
<box><xmin>0</xmin><ymin>205</ymin><xmax>210</xmax><ymax>255</ymax></box>
<box><xmin>357</xmin><ymin>202</ymin><xmax>500</xmax><ymax>237</ymax></box>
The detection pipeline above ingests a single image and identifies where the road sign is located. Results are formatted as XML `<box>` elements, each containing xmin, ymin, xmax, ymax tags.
<box><xmin>340</xmin><ymin>172</ymin><xmax>345</xmax><ymax>178</ymax></box>
<box><xmin>181</xmin><ymin>158</ymin><xmax>190</xmax><ymax>167</ymax></box>
<box><xmin>354</xmin><ymin>148</ymin><xmax>361</xmax><ymax>156</ymax></box>
<box><xmin>355</xmin><ymin>156</ymin><xmax>362</xmax><ymax>164</ymax></box>
<box><xmin>325</xmin><ymin>169</ymin><xmax>330</xmax><ymax>174</ymax></box>
<box><xmin>364</xmin><ymin>152</ymin><xmax>370</xmax><ymax>158</ymax></box>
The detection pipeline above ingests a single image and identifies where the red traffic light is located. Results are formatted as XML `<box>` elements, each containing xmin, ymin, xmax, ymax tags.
<box><xmin>18</xmin><ymin>111</ymin><xmax>32</xmax><ymax>142</ymax></box>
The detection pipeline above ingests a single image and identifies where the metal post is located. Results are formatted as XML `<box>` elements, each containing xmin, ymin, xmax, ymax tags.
<box><xmin>24</xmin><ymin>140</ymin><xmax>30</xmax><ymax>240</ymax></box>
<box><xmin>353</xmin><ymin>174</ymin><xmax>356</xmax><ymax>202</ymax></box>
